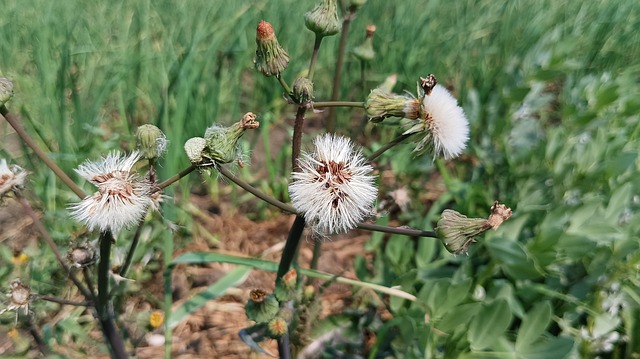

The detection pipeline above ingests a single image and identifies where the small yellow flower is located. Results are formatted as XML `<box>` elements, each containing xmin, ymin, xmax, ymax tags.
<box><xmin>12</xmin><ymin>253</ymin><xmax>29</xmax><ymax>265</ymax></box>
<box><xmin>149</xmin><ymin>310</ymin><xmax>164</xmax><ymax>329</ymax></box>
<box><xmin>8</xmin><ymin>328</ymin><xmax>20</xmax><ymax>339</ymax></box>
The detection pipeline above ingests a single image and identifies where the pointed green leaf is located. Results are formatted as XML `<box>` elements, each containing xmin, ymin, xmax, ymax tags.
<box><xmin>168</xmin><ymin>266</ymin><xmax>251</xmax><ymax>328</ymax></box>
<box><xmin>515</xmin><ymin>301</ymin><xmax>552</xmax><ymax>351</ymax></box>
<box><xmin>468</xmin><ymin>299</ymin><xmax>512</xmax><ymax>350</ymax></box>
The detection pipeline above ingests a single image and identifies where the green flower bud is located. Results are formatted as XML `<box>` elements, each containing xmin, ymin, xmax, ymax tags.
<box><xmin>349</xmin><ymin>0</ymin><xmax>368</xmax><ymax>11</ymax></box>
<box><xmin>303</xmin><ymin>285</ymin><xmax>315</xmax><ymax>301</ymax></box>
<box><xmin>293</xmin><ymin>77</ymin><xmax>314</xmax><ymax>104</ymax></box>
<box><xmin>436</xmin><ymin>202</ymin><xmax>512</xmax><ymax>254</ymax></box>
<box><xmin>352</xmin><ymin>25</ymin><xmax>376</xmax><ymax>62</ymax></box>
<box><xmin>304</xmin><ymin>0</ymin><xmax>342</xmax><ymax>37</ymax></box>
<box><xmin>0</xmin><ymin>77</ymin><xmax>14</xmax><ymax>107</ymax></box>
<box><xmin>204</xmin><ymin>112</ymin><xmax>259</xmax><ymax>164</ymax></box>
<box><xmin>365</xmin><ymin>88</ymin><xmax>419</xmax><ymax>123</ymax></box>
<box><xmin>136</xmin><ymin>124</ymin><xmax>167</xmax><ymax>159</ymax></box>
<box><xmin>184</xmin><ymin>137</ymin><xmax>208</xmax><ymax>165</ymax></box>
<box><xmin>245</xmin><ymin>289</ymin><xmax>280</xmax><ymax>323</ymax></box>
<box><xmin>267</xmin><ymin>317</ymin><xmax>288</xmax><ymax>338</ymax></box>
<box><xmin>274</xmin><ymin>269</ymin><xmax>299</xmax><ymax>302</ymax></box>
<box><xmin>254</xmin><ymin>20</ymin><xmax>290</xmax><ymax>77</ymax></box>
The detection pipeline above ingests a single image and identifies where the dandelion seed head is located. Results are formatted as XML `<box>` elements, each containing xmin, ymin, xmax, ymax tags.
<box><xmin>289</xmin><ymin>134</ymin><xmax>377</xmax><ymax>236</ymax></box>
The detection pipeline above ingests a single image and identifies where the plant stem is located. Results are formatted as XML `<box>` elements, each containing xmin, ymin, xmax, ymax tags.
<box><xmin>27</xmin><ymin>315</ymin><xmax>50</xmax><ymax>356</ymax></box>
<box><xmin>291</xmin><ymin>107</ymin><xmax>306</xmax><ymax>172</ymax></box>
<box><xmin>307</xmin><ymin>35</ymin><xmax>324</xmax><ymax>82</ymax></box>
<box><xmin>276</xmin><ymin>74</ymin><xmax>293</xmax><ymax>96</ymax></box>
<box><xmin>313</xmin><ymin>101</ymin><xmax>365</xmax><ymax>108</ymax></box>
<box><xmin>367</xmin><ymin>132</ymin><xmax>416</xmax><ymax>161</ymax></box>
<box><xmin>327</xmin><ymin>9</ymin><xmax>355</xmax><ymax>132</ymax></box>
<box><xmin>356</xmin><ymin>222</ymin><xmax>436</xmax><ymax>238</ymax></box>
<box><xmin>310</xmin><ymin>240</ymin><xmax>322</xmax><ymax>271</ymax></box>
<box><xmin>97</xmin><ymin>231</ymin><xmax>129</xmax><ymax>359</ymax></box>
<box><xmin>119</xmin><ymin>222</ymin><xmax>144</xmax><ymax>277</ymax></box>
<box><xmin>156</xmin><ymin>164</ymin><xmax>196</xmax><ymax>191</ymax></box>
<box><xmin>39</xmin><ymin>296</ymin><xmax>91</xmax><ymax>306</ymax></box>
<box><xmin>277</xmin><ymin>216</ymin><xmax>307</xmax><ymax>278</ymax></box>
<box><xmin>1</xmin><ymin>105</ymin><xmax>87</xmax><ymax>199</ymax></box>
<box><xmin>15</xmin><ymin>194</ymin><xmax>94</xmax><ymax>300</ymax></box>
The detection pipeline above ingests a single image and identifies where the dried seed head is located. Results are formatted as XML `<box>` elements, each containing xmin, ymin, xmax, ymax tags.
<box><xmin>68</xmin><ymin>243</ymin><xmax>96</xmax><ymax>268</ymax></box>
<box><xmin>0</xmin><ymin>159</ymin><xmax>28</xmax><ymax>200</ymax></box>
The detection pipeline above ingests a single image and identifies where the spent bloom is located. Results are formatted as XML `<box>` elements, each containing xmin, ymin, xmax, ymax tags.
<box><xmin>289</xmin><ymin>134</ymin><xmax>377</xmax><ymax>236</ymax></box>
<box><xmin>404</xmin><ymin>75</ymin><xmax>470</xmax><ymax>160</ymax></box>
<box><xmin>0</xmin><ymin>279</ymin><xmax>32</xmax><ymax>318</ymax></box>
<box><xmin>254</xmin><ymin>21</ymin><xmax>290</xmax><ymax>77</ymax></box>
<box><xmin>436</xmin><ymin>202</ymin><xmax>512</xmax><ymax>254</ymax></box>
<box><xmin>136</xmin><ymin>124</ymin><xmax>167</xmax><ymax>159</ymax></box>
<box><xmin>69</xmin><ymin>151</ymin><xmax>152</xmax><ymax>233</ymax></box>
<box><xmin>0</xmin><ymin>159</ymin><xmax>27</xmax><ymax>200</ymax></box>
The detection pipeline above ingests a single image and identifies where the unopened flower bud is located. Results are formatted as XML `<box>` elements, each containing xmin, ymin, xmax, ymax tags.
<box><xmin>352</xmin><ymin>25</ymin><xmax>376</xmax><ymax>62</ymax></box>
<box><xmin>304</xmin><ymin>0</ymin><xmax>342</xmax><ymax>37</ymax></box>
<box><xmin>0</xmin><ymin>159</ymin><xmax>28</xmax><ymax>200</ymax></box>
<box><xmin>436</xmin><ymin>202</ymin><xmax>512</xmax><ymax>254</ymax></box>
<box><xmin>0</xmin><ymin>78</ymin><xmax>14</xmax><ymax>107</ymax></box>
<box><xmin>275</xmin><ymin>269</ymin><xmax>298</xmax><ymax>302</ymax></box>
<box><xmin>184</xmin><ymin>137</ymin><xmax>208</xmax><ymax>165</ymax></box>
<box><xmin>267</xmin><ymin>317</ymin><xmax>288</xmax><ymax>338</ymax></box>
<box><xmin>136</xmin><ymin>124</ymin><xmax>167</xmax><ymax>160</ymax></box>
<box><xmin>204</xmin><ymin>112</ymin><xmax>259</xmax><ymax>164</ymax></box>
<box><xmin>365</xmin><ymin>88</ymin><xmax>419</xmax><ymax>123</ymax></box>
<box><xmin>245</xmin><ymin>289</ymin><xmax>279</xmax><ymax>323</ymax></box>
<box><xmin>293</xmin><ymin>77</ymin><xmax>314</xmax><ymax>104</ymax></box>
<box><xmin>303</xmin><ymin>285</ymin><xmax>315</xmax><ymax>301</ymax></box>
<box><xmin>254</xmin><ymin>21</ymin><xmax>290</xmax><ymax>77</ymax></box>
<box><xmin>68</xmin><ymin>243</ymin><xmax>96</xmax><ymax>268</ymax></box>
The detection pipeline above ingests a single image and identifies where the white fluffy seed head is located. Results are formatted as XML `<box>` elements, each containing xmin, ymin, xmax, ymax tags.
<box><xmin>404</xmin><ymin>84</ymin><xmax>469</xmax><ymax>160</ymax></box>
<box><xmin>288</xmin><ymin>134</ymin><xmax>378</xmax><ymax>236</ymax></box>
<box><xmin>69</xmin><ymin>151</ymin><xmax>152</xmax><ymax>233</ymax></box>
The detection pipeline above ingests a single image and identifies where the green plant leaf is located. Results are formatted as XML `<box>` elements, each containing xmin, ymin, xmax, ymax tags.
<box><xmin>169</xmin><ymin>252</ymin><xmax>416</xmax><ymax>301</ymax></box>
<box><xmin>168</xmin><ymin>266</ymin><xmax>251</xmax><ymax>328</ymax></box>
<box><xmin>468</xmin><ymin>299</ymin><xmax>512</xmax><ymax>350</ymax></box>
<box><xmin>515</xmin><ymin>301</ymin><xmax>552</xmax><ymax>351</ymax></box>
<box><xmin>516</xmin><ymin>336</ymin><xmax>574</xmax><ymax>359</ymax></box>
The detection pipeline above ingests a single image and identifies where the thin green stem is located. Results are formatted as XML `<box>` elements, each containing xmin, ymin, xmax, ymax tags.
<box><xmin>1</xmin><ymin>105</ymin><xmax>87</xmax><ymax>199</ymax></box>
<box><xmin>119</xmin><ymin>223</ymin><xmax>144</xmax><ymax>277</ymax></box>
<box><xmin>15</xmin><ymin>194</ymin><xmax>94</xmax><ymax>300</ymax></box>
<box><xmin>367</xmin><ymin>132</ymin><xmax>416</xmax><ymax>162</ymax></box>
<box><xmin>38</xmin><ymin>296</ymin><xmax>91</xmax><ymax>307</ymax></box>
<box><xmin>313</xmin><ymin>101</ymin><xmax>365</xmax><ymax>108</ymax></box>
<box><xmin>307</xmin><ymin>35</ymin><xmax>324</xmax><ymax>82</ymax></box>
<box><xmin>327</xmin><ymin>9</ymin><xmax>355</xmax><ymax>132</ymax></box>
<box><xmin>356</xmin><ymin>222</ymin><xmax>436</xmax><ymax>238</ymax></box>
<box><xmin>310</xmin><ymin>241</ymin><xmax>322</xmax><ymax>271</ymax></box>
<box><xmin>83</xmin><ymin>266</ymin><xmax>96</xmax><ymax>299</ymax></box>
<box><xmin>97</xmin><ymin>231</ymin><xmax>129</xmax><ymax>359</ymax></box>
<box><xmin>156</xmin><ymin>164</ymin><xmax>196</xmax><ymax>191</ymax></box>
<box><xmin>276</xmin><ymin>74</ymin><xmax>293</xmax><ymax>96</ymax></box>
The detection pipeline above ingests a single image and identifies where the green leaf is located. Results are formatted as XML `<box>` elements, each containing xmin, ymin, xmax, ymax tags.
<box><xmin>516</xmin><ymin>336</ymin><xmax>574</xmax><ymax>359</ymax></box>
<box><xmin>515</xmin><ymin>301</ymin><xmax>552</xmax><ymax>351</ymax></box>
<box><xmin>169</xmin><ymin>252</ymin><xmax>416</xmax><ymax>301</ymax></box>
<box><xmin>168</xmin><ymin>266</ymin><xmax>251</xmax><ymax>328</ymax></box>
<box><xmin>436</xmin><ymin>302</ymin><xmax>481</xmax><ymax>333</ymax></box>
<box><xmin>468</xmin><ymin>299</ymin><xmax>513</xmax><ymax>350</ymax></box>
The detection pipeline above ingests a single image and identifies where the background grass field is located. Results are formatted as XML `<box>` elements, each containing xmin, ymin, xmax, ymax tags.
<box><xmin>1</xmin><ymin>0</ymin><xmax>640</xmax><ymax>357</ymax></box>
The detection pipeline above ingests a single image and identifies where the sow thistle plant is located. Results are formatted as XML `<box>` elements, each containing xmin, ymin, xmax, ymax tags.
<box><xmin>0</xmin><ymin>1</ymin><xmax>513</xmax><ymax>358</ymax></box>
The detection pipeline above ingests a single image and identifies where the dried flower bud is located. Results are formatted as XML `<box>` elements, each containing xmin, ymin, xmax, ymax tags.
<box><xmin>267</xmin><ymin>317</ymin><xmax>288</xmax><ymax>338</ymax></box>
<box><xmin>436</xmin><ymin>202</ymin><xmax>512</xmax><ymax>254</ymax></box>
<box><xmin>245</xmin><ymin>289</ymin><xmax>279</xmax><ymax>323</ymax></box>
<box><xmin>0</xmin><ymin>77</ymin><xmax>14</xmax><ymax>107</ymax></box>
<box><xmin>254</xmin><ymin>20</ymin><xmax>290</xmax><ymax>77</ymax></box>
<box><xmin>0</xmin><ymin>279</ymin><xmax>31</xmax><ymax>317</ymax></box>
<box><xmin>293</xmin><ymin>77</ymin><xmax>314</xmax><ymax>104</ymax></box>
<box><xmin>304</xmin><ymin>0</ymin><xmax>342</xmax><ymax>37</ymax></box>
<box><xmin>365</xmin><ymin>88</ymin><xmax>419</xmax><ymax>122</ymax></box>
<box><xmin>352</xmin><ymin>25</ymin><xmax>376</xmax><ymax>62</ymax></box>
<box><xmin>68</xmin><ymin>243</ymin><xmax>96</xmax><ymax>268</ymax></box>
<box><xmin>136</xmin><ymin>124</ymin><xmax>167</xmax><ymax>160</ymax></box>
<box><xmin>184</xmin><ymin>137</ymin><xmax>208</xmax><ymax>165</ymax></box>
<box><xmin>203</xmin><ymin>113</ymin><xmax>259</xmax><ymax>164</ymax></box>
<box><xmin>0</xmin><ymin>159</ymin><xmax>28</xmax><ymax>200</ymax></box>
